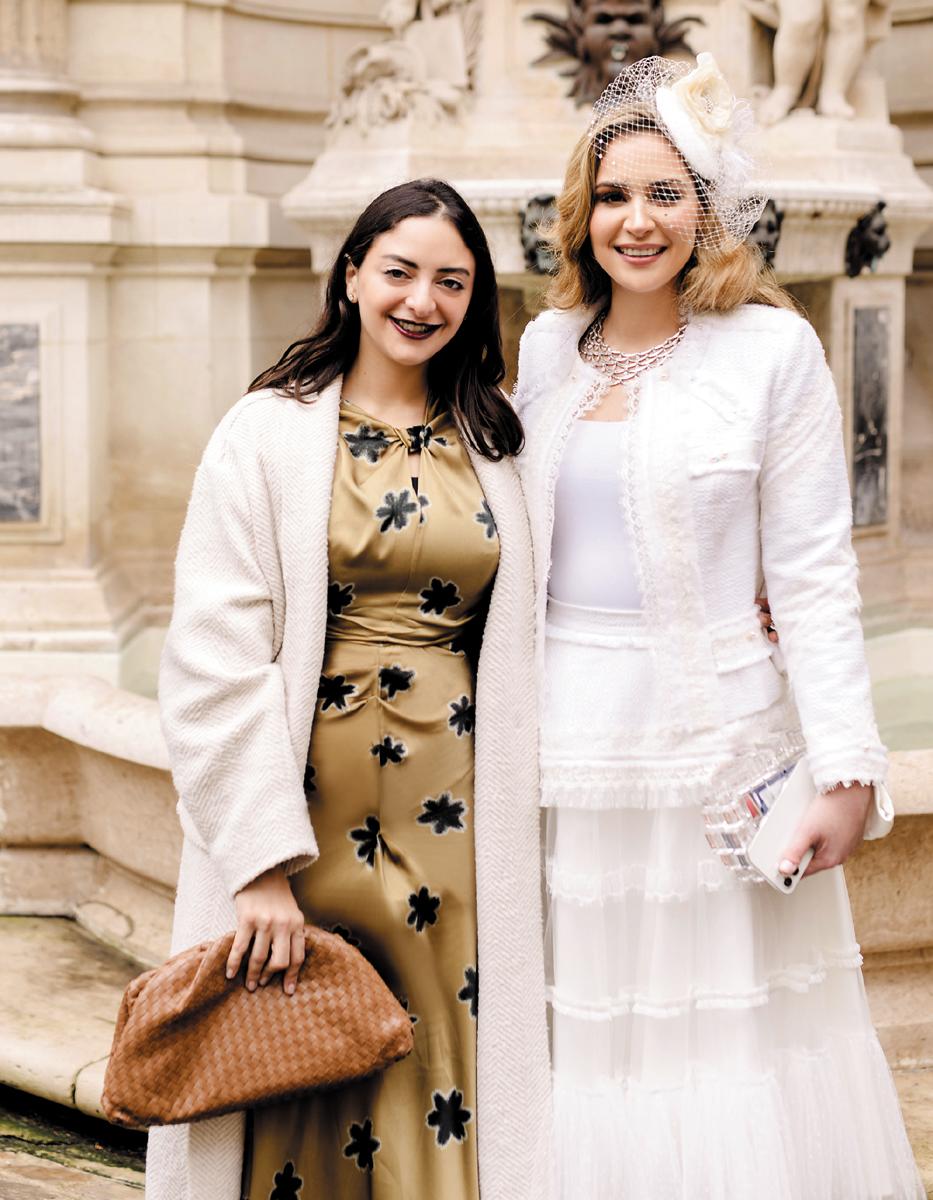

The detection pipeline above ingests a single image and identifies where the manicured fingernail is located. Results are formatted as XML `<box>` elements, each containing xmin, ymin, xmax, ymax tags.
<box><xmin>225</xmin><ymin>969</ymin><xmax>234</xmax><ymax>979</ymax></box>
<box><xmin>286</xmin><ymin>983</ymin><xmax>295</xmax><ymax>995</ymax></box>
<box><xmin>779</xmin><ymin>859</ymin><xmax>796</xmax><ymax>875</ymax></box>
<box><xmin>247</xmin><ymin>981</ymin><xmax>256</xmax><ymax>992</ymax></box>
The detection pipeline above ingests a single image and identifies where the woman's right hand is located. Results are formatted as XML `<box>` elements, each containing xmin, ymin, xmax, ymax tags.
<box><xmin>226</xmin><ymin>865</ymin><xmax>306</xmax><ymax>995</ymax></box>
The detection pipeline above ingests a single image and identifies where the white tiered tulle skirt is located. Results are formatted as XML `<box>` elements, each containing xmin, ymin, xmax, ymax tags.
<box><xmin>541</xmin><ymin>599</ymin><xmax>923</xmax><ymax>1200</ymax></box>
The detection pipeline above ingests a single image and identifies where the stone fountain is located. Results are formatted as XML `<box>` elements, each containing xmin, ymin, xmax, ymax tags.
<box><xmin>0</xmin><ymin>0</ymin><xmax>930</xmax><ymax>1173</ymax></box>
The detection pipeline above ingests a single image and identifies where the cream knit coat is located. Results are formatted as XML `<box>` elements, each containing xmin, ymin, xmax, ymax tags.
<box><xmin>147</xmin><ymin>378</ymin><xmax>553</xmax><ymax>1200</ymax></box>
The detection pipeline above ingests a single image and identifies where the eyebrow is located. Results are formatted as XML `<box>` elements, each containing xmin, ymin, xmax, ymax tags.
<box><xmin>595</xmin><ymin>178</ymin><xmax>687</xmax><ymax>189</ymax></box>
<box><xmin>380</xmin><ymin>254</ymin><xmax>471</xmax><ymax>276</ymax></box>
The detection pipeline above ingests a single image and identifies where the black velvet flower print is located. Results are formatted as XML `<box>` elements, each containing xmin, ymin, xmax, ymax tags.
<box><xmin>458</xmin><ymin>966</ymin><xmax>478</xmax><ymax>1018</ymax></box>
<box><xmin>376</xmin><ymin>489</ymin><xmax>419</xmax><ymax>533</ymax></box>
<box><xmin>475</xmin><ymin>500</ymin><xmax>497</xmax><ymax>540</ymax></box>
<box><xmin>406</xmin><ymin>424</ymin><xmax>448</xmax><ymax>453</ymax></box>
<box><xmin>407</xmin><ymin>885</ymin><xmax>441</xmax><ymax>932</ymax></box>
<box><xmin>328</xmin><ymin>923</ymin><xmax>362</xmax><ymax>949</ymax></box>
<box><xmin>426</xmin><ymin>1088</ymin><xmax>472</xmax><ymax>1146</ymax></box>
<box><xmin>379</xmin><ymin>664</ymin><xmax>415</xmax><ymax>700</ymax></box>
<box><xmin>318</xmin><ymin>673</ymin><xmax>356</xmax><ymax>712</ymax></box>
<box><xmin>397</xmin><ymin>994</ymin><xmax>420</xmax><ymax>1025</ymax></box>
<box><xmin>327</xmin><ymin>580</ymin><xmax>354</xmax><ymax>617</ymax></box>
<box><xmin>343</xmin><ymin>1118</ymin><xmax>381</xmax><ymax>1172</ymax></box>
<box><xmin>448</xmin><ymin>695</ymin><xmax>475</xmax><ymax>737</ymax></box>
<box><xmin>448</xmin><ymin>631</ymin><xmax>471</xmax><ymax>657</ymax></box>
<box><xmin>371</xmin><ymin>735</ymin><xmax>407</xmax><ymax>767</ymax></box>
<box><xmin>344</xmin><ymin>424</ymin><xmax>391</xmax><ymax>463</ymax></box>
<box><xmin>303</xmin><ymin>762</ymin><xmax>316</xmax><ymax>793</ymax></box>
<box><xmin>419</xmin><ymin>493</ymin><xmax>430</xmax><ymax>524</ymax></box>
<box><xmin>270</xmin><ymin>1160</ymin><xmax>302</xmax><ymax>1200</ymax></box>
<box><xmin>419</xmin><ymin>578</ymin><xmax>462</xmax><ymax>615</ymax></box>
<box><xmin>417</xmin><ymin>792</ymin><xmax>465</xmax><ymax>834</ymax></box>
<box><xmin>349</xmin><ymin>815</ymin><xmax>386</xmax><ymax>868</ymax></box>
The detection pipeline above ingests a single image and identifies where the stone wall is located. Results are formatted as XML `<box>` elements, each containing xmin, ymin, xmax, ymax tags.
<box><xmin>0</xmin><ymin>0</ymin><xmax>384</xmax><ymax>684</ymax></box>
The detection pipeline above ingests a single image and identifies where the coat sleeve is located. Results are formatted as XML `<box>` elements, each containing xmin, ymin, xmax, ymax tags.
<box><xmin>759</xmin><ymin>317</ymin><xmax>886</xmax><ymax>792</ymax></box>
<box><xmin>159</xmin><ymin>407</ymin><xmax>318</xmax><ymax>899</ymax></box>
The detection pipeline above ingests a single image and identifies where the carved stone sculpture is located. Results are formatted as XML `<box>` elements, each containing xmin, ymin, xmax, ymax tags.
<box><xmin>747</xmin><ymin>198</ymin><xmax>784</xmax><ymax>265</ymax></box>
<box><xmin>328</xmin><ymin>0</ymin><xmax>480</xmax><ymax>131</ymax></box>
<box><xmin>521</xmin><ymin>195</ymin><xmax>559</xmax><ymax>274</ymax></box>
<box><xmin>746</xmin><ymin>0</ymin><xmax>892</xmax><ymax>124</ymax></box>
<box><xmin>845</xmin><ymin>201</ymin><xmax>890</xmax><ymax>276</ymax></box>
<box><xmin>528</xmin><ymin>0</ymin><xmax>703</xmax><ymax>105</ymax></box>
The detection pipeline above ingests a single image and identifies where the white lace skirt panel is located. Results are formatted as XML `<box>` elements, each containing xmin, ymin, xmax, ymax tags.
<box><xmin>540</xmin><ymin>598</ymin><xmax>802</xmax><ymax>811</ymax></box>
<box><xmin>541</xmin><ymin>600</ymin><xmax>923</xmax><ymax>1200</ymax></box>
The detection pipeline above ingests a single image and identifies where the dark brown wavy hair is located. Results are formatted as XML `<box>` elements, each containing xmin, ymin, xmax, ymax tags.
<box><xmin>249</xmin><ymin>178</ymin><xmax>522</xmax><ymax>460</ymax></box>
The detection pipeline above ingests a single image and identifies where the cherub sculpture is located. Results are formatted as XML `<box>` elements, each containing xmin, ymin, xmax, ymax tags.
<box><xmin>746</xmin><ymin>0</ymin><xmax>892</xmax><ymax>124</ymax></box>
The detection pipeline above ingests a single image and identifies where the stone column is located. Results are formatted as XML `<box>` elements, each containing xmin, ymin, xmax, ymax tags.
<box><xmin>0</xmin><ymin>0</ymin><xmax>129</xmax><ymax>681</ymax></box>
<box><xmin>0</xmin><ymin>0</ymin><xmax>98</xmax><ymax>189</ymax></box>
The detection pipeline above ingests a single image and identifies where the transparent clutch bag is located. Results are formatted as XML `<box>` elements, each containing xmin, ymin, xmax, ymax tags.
<box><xmin>704</xmin><ymin>758</ymin><xmax>894</xmax><ymax>894</ymax></box>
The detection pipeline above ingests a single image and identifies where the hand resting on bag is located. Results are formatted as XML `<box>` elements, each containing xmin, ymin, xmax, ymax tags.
<box><xmin>779</xmin><ymin>783</ymin><xmax>874</xmax><ymax>879</ymax></box>
<box><xmin>227</xmin><ymin>865</ymin><xmax>306</xmax><ymax>995</ymax></box>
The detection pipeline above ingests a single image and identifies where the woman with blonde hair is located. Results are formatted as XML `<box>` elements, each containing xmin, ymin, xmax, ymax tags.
<box><xmin>513</xmin><ymin>54</ymin><xmax>922</xmax><ymax>1199</ymax></box>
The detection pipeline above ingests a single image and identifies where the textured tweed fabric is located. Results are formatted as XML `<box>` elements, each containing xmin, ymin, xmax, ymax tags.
<box><xmin>514</xmin><ymin>302</ymin><xmax>887</xmax><ymax>794</ymax></box>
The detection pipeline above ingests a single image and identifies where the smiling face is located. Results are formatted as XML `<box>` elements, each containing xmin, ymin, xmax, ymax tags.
<box><xmin>346</xmin><ymin>214</ymin><xmax>475</xmax><ymax>373</ymax></box>
<box><xmin>588</xmin><ymin>130</ymin><xmax>701</xmax><ymax>298</ymax></box>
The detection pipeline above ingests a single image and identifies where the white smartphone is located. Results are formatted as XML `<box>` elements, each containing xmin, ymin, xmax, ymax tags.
<box><xmin>746</xmin><ymin>760</ymin><xmax>815</xmax><ymax>894</ymax></box>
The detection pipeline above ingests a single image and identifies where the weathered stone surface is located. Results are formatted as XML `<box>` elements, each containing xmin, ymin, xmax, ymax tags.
<box><xmin>893</xmin><ymin>1067</ymin><xmax>933</xmax><ymax>1194</ymax></box>
<box><xmin>0</xmin><ymin>1151</ymin><xmax>141</xmax><ymax>1199</ymax></box>
<box><xmin>847</xmin><ymin>814</ymin><xmax>933</xmax><ymax>953</ymax></box>
<box><xmin>0</xmin><ymin>917</ymin><xmax>136</xmax><ymax>1118</ymax></box>
<box><xmin>864</xmin><ymin>948</ymin><xmax>933</xmax><ymax>1067</ymax></box>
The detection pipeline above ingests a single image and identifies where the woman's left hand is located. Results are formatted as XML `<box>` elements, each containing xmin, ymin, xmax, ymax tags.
<box><xmin>779</xmin><ymin>783</ymin><xmax>874</xmax><ymax>878</ymax></box>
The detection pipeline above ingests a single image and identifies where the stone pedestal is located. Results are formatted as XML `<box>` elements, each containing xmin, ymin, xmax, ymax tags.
<box><xmin>284</xmin><ymin>0</ymin><xmax>584</xmax><ymax>283</ymax></box>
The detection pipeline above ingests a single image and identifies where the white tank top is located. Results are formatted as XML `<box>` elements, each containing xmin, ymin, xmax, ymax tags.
<box><xmin>548</xmin><ymin>419</ymin><xmax>643</xmax><ymax>611</ymax></box>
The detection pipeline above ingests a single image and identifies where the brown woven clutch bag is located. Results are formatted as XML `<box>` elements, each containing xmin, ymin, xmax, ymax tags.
<box><xmin>101</xmin><ymin>925</ymin><xmax>414</xmax><ymax>1129</ymax></box>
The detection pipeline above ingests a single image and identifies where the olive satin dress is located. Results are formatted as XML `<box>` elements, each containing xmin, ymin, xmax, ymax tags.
<box><xmin>242</xmin><ymin>399</ymin><xmax>499</xmax><ymax>1200</ymax></box>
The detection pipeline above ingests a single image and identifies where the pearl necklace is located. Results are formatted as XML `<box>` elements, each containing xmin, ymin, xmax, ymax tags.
<box><xmin>580</xmin><ymin>313</ymin><xmax>687</xmax><ymax>385</ymax></box>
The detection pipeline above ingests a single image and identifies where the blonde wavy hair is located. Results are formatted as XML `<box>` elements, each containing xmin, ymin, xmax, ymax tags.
<box><xmin>546</xmin><ymin>114</ymin><xmax>798</xmax><ymax>316</ymax></box>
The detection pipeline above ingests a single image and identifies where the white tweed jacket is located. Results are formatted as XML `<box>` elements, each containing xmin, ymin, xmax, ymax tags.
<box><xmin>148</xmin><ymin>377</ymin><xmax>553</xmax><ymax>1200</ymax></box>
<box><xmin>514</xmin><ymin>302</ymin><xmax>887</xmax><ymax>795</ymax></box>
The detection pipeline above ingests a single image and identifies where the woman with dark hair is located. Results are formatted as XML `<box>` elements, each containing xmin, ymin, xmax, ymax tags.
<box><xmin>146</xmin><ymin>179</ymin><xmax>551</xmax><ymax>1200</ymax></box>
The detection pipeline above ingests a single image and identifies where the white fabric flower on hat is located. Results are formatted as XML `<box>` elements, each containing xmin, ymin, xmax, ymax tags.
<box><xmin>656</xmin><ymin>52</ymin><xmax>735</xmax><ymax>181</ymax></box>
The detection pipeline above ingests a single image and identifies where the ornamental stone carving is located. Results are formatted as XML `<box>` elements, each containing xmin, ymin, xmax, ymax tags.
<box><xmin>747</xmin><ymin>198</ymin><xmax>784</xmax><ymax>265</ymax></box>
<box><xmin>328</xmin><ymin>0</ymin><xmax>481</xmax><ymax>130</ymax></box>
<box><xmin>845</xmin><ymin>201</ymin><xmax>891</xmax><ymax>276</ymax></box>
<box><xmin>746</xmin><ymin>0</ymin><xmax>892</xmax><ymax>124</ymax></box>
<box><xmin>520</xmin><ymin>195</ymin><xmax>558</xmax><ymax>275</ymax></box>
<box><xmin>528</xmin><ymin>0</ymin><xmax>702</xmax><ymax>105</ymax></box>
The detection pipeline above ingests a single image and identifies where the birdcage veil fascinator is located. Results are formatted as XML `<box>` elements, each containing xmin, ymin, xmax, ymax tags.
<box><xmin>588</xmin><ymin>54</ymin><xmax>766</xmax><ymax>249</ymax></box>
